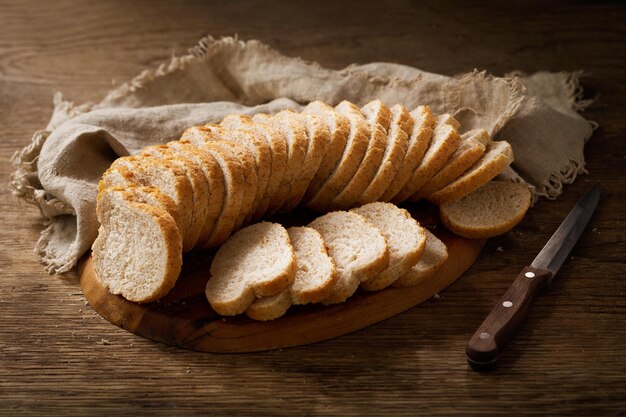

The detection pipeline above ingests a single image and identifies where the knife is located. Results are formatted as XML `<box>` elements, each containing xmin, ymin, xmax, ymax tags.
<box><xmin>465</xmin><ymin>185</ymin><xmax>601</xmax><ymax>370</ymax></box>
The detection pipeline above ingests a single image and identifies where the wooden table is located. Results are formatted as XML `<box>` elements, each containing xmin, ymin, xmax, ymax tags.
<box><xmin>1</xmin><ymin>1</ymin><xmax>624</xmax><ymax>415</ymax></box>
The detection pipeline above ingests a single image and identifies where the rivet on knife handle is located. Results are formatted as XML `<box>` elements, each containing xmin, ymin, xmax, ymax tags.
<box><xmin>465</xmin><ymin>266</ymin><xmax>552</xmax><ymax>368</ymax></box>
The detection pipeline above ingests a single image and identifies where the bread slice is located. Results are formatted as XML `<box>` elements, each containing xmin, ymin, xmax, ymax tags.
<box><xmin>98</xmin><ymin>164</ymin><xmax>141</xmax><ymax>193</ymax></box>
<box><xmin>391</xmin><ymin>115</ymin><xmax>462</xmax><ymax>203</ymax></box>
<box><xmin>220</xmin><ymin>114</ymin><xmax>288</xmax><ymax>219</ymax></box>
<box><xmin>436</xmin><ymin>113</ymin><xmax>461</xmax><ymax>129</ymax></box>
<box><xmin>309</xmin><ymin>211</ymin><xmax>389</xmax><ymax>304</ymax></box>
<box><xmin>166</xmin><ymin>140</ymin><xmax>225</xmax><ymax>248</ymax></box>
<box><xmin>272</xmin><ymin>111</ymin><xmax>329</xmax><ymax>212</ymax></box>
<box><xmin>92</xmin><ymin>187</ymin><xmax>182</xmax><ymax>303</ymax></box>
<box><xmin>410</xmin><ymin>129</ymin><xmax>489</xmax><ymax>201</ymax></box>
<box><xmin>245</xmin><ymin>226</ymin><xmax>338</xmax><ymax>321</ymax></box>
<box><xmin>140</xmin><ymin>145</ymin><xmax>210</xmax><ymax>251</ymax></box>
<box><xmin>428</xmin><ymin>140</ymin><xmax>514</xmax><ymax>205</ymax></box>
<box><xmin>205</xmin><ymin>222</ymin><xmax>297</xmax><ymax>316</ymax></box>
<box><xmin>393</xmin><ymin>230</ymin><xmax>448</xmax><ymax>287</ymax></box>
<box><xmin>361</xmin><ymin>99</ymin><xmax>392</xmax><ymax>131</ymax></box>
<box><xmin>199</xmin><ymin>125</ymin><xmax>258</xmax><ymax>231</ymax></box>
<box><xmin>252</xmin><ymin>111</ymin><xmax>308</xmax><ymax>212</ymax></box>
<box><xmin>216</xmin><ymin>126</ymin><xmax>271</xmax><ymax>225</ymax></box>
<box><xmin>301</xmin><ymin>101</ymin><xmax>350</xmax><ymax>204</ymax></box>
<box><xmin>351</xmin><ymin>202</ymin><xmax>427</xmax><ymax>290</ymax></box>
<box><xmin>332</xmin><ymin>101</ymin><xmax>387</xmax><ymax>209</ymax></box>
<box><xmin>304</xmin><ymin>102</ymin><xmax>369</xmax><ymax>211</ymax></box>
<box><xmin>244</xmin><ymin>289</ymin><xmax>293</xmax><ymax>321</ymax></box>
<box><xmin>180</xmin><ymin>127</ymin><xmax>246</xmax><ymax>246</ymax></box>
<box><xmin>110</xmin><ymin>155</ymin><xmax>195</xmax><ymax>252</ymax></box>
<box><xmin>380</xmin><ymin>106</ymin><xmax>436</xmax><ymax>201</ymax></box>
<box><xmin>440</xmin><ymin>181</ymin><xmax>531</xmax><ymax>239</ymax></box>
<box><xmin>357</xmin><ymin>104</ymin><xmax>410</xmax><ymax>204</ymax></box>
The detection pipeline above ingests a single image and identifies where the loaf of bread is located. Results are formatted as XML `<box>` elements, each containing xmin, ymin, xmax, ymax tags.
<box><xmin>94</xmin><ymin>99</ymin><xmax>519</xmax><ymax>305</ymax></box>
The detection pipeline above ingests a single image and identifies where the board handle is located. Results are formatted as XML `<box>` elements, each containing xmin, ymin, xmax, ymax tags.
<box><xmin>465</xmin><ymin>266</ymin><xmax>552</xmax><ymax>370</ymax></box>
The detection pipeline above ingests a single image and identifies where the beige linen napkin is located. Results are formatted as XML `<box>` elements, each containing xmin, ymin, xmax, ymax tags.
<box><xmin>10</xmin><ymin>36</ymin><xmax>595</xmax><ymax>274</ymax></box>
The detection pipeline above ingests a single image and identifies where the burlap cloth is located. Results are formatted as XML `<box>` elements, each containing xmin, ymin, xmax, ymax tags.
<box><xmin>10</xmin><ymin>36</ymin><xmax>595</xmax><ymax>274</ymax></box>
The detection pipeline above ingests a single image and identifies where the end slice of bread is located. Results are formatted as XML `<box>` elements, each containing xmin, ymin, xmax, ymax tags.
<box><xmin>92</xmin><ymin>187</ymin><xmax>182</xmax><ymax>303</ymax></box>
<box><xmin>309</xmin><ymin>211</ymin><xmax>389</xmax><ymax>304</ymax></box>
<box><xmin>393</xmin><ymin>230</ymin><xmax>448</xmax><ymax>287</ymax></box>
<box><xmin>440</xmin><ymin>181</ymin><xmax>531</xmax><ymax>239</ymax></box>
<box><xmin>351</xmin><ymin>202</ymin><xmax>427</xmax><ymax>290</ymax></box>
<box><xmin>205</xmin><ymin>222</ymin><xmax>296</xmax><ymax>316</ymax></box>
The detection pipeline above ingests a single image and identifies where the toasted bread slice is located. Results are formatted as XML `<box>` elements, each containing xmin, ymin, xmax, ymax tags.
<box><xmin>351</xmin><ymin>202</ymin><xmax>427</xmax><ymax>290</ymax></box>
<box><xmin>440</xmin><ymin>181</ymin><xmax>531</xmax><ymax>238</ymax></box>
<box><xmin>309</xmin><ymin>211</ymin><xmax>389</xmax><ymax>304</ymax></box>
<box><xmin>380</xmin><ymin>105</ymin><xmax>436</xmax><ymax>201</ymax></box>
<box><xmin>205</xmin><ymin>222</ymin><xmax>296</xmax><ymax>316</ymax></box>
<box><xmin>393</xmin><ymin>230</ymin><xmax>448</xmax><ymax>287</ymax></box>
<box><xmin>428</xmin><ymin>140</ymin><xmax>514</xmax><ymax>205</ymax></box>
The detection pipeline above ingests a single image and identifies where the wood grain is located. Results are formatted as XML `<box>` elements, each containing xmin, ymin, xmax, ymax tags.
<box><xmin>1</xmin><ymin>0</ymin><xmax>625</xmax><ymax>415</ymax></box>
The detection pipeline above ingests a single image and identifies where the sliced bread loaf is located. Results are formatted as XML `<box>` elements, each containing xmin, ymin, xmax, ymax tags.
<box><xmin>309</xmin><ymin>211</ymin><xmax>389</xmax><ymax>304</ymax></box>
<box><xmin>304</xmin><ymin>101</ymin><xmax>369</xmax><ymax>211</ymax></box>
<box><xmin>140</xmin><ymin>145</ymin><xmax>210</xmax><ymax>251</ymax></box>
<box><xmin>272</xmin><ymin>111</ymin><xmax>329</xmax><ymax>212</ymax></box>
<box><xmin>252</xmin><ymin>111</ymin><xmax>308</xmax><ymax>213</ymax></box>
<box><xmin>166</xmin><ymin>140</ymin><xmax>225</xmax><ymax>248</ymax></box>
<box><xmin>439</xmin><ymin>181</ymin><xmax>531</xmax><ymax>239</ymax></box>
<box><xmin>220</xmin><ymin>114</ymin><xmax>288</xmax><ymax>219</ymax></box>
<box><xmin>358</xmin><ymin>104</ymin><xmax>410</xmax><ymax>204</ymax></box>
<box><xmin>380</xmin><ymin>105</ymin><xmax>436</xmax><ymax>201</ymax></box>
<box><xmin>245</xmin><ymin>226</ymin><xmax>338</xmax><ymax>321</ymax></box>
<box><xmin>410</xmin><ymin>129</ymin><xmax>489</xmax><ymax>201</ymax></box>
<box><xmin>92</xmin><ymin>187</ymin><xmax>182</xmax><ymax>303</ymax></box>
<box><xmin>217</xmin><ymin>126</ymin><xmax>271</xmax><ymax>225</ymax></box>
<box><xmin>391</xmin><ymin>115</ymin><xmax>462</xmax><ymax>203</ymax></box>
<box><xmin>180</xmin><ymin>127</ymin><xmax>246</xmax><ymax>246</ymax></box>
<box><xmin>205</xmin><ymin>222</ymin><xmax>296</xmax><ymax>316</ymax></box>
<box><xmin>393</xmin><ymin>230</ymin><xmax>448</xmax><ymax>287</ymax></box>
<box><xmin>301</xmin><ymin>101</ymin><xmax>350</xmax><ymax>204</ymax></box>
<box><xmin>427</xmin><ymin>140</ymin><xmax>514</xmax><ymax>205</ymax></box>
<box><xmin>351</xmin><ymin>202</ymin><xmax>427</xmax><ymax>291</ymax></box>
<box><xmin>110</xmin><ymin>155</ymin><xmax>195</xmax><ymax>252</ymax></box>
<box><xmin>199</xmin><ymin>125</ymin><xmax>259</xmax><ymax>231</ymax></box>
<box><xmin>332</xmin><ymin>101</ymin><xmax>387</xmax><ymax>209</ymax></box>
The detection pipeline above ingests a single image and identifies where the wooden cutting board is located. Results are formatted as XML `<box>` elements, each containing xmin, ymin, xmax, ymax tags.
<box><xmin>79</xmin><ymin>206</ymin><xmax>485</xmax><ymax>353</ymax></box>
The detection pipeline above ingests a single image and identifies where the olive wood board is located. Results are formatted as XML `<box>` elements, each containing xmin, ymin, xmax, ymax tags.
<box><xmin>79</xmin><ymin>206</ymin><xmax>485</xmax><ymax>353</ymax></box>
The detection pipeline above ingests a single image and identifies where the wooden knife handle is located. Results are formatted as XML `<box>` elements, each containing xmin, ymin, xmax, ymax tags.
<box><xmin>465</xmin><ymin>266</ymin><xmax>552</xmax><ymax>369</ymax></box>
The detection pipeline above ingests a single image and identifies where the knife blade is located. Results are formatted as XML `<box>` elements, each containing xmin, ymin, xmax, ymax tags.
<box><xmin>465</xmin><ymin>185</ymin><xmax>601</xmax><ymax>370</ymax></box>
